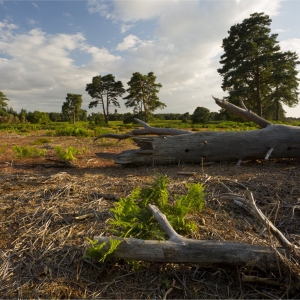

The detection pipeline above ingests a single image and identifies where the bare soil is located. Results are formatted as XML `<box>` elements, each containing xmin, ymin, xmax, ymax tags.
<box><xmin>1</xmin><ymin>131</ymin><xmax>300</xmax><ymax>299</ymax></box>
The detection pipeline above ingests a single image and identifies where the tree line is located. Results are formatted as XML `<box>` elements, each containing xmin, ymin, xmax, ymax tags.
<box><xmin>0</xmin><ymin>12</ymin><xmax>299</xmax><ymax>125</ymax></box>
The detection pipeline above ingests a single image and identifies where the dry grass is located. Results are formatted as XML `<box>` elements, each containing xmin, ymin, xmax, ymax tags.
<box><xmin>1</xmin><ymin>132</ymin><xmax>300</xmax><ymax>298</ymax></box>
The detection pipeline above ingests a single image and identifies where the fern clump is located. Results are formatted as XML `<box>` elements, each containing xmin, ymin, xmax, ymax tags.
<box><xmin>13</xmin><ymin>145</ymin><xmax>46</xmax><ymax>158</ymax></box>
<box><xmin>54</xmin><ymin>146</ymin><xmax>87</xmax><ymax>161</ymax></box>
<box><xmin>84</xmin><ymin>238</ymin><xmax>122</xmax><ymax>262</ymax></box>
<box><xmin>86</xmin><ymin>175</ymin><xmax>206</xmax><ymax>262</ymax></box>
<box><xmin>109</xmin><ymin>175</ymin><xmax>205</xmax><ymax>239</ymax></box>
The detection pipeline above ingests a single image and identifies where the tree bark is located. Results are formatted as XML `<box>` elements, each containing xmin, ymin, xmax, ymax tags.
<box><xmin>93</xmin><ymin>235</ymin><xmax>283</xmax><ymax>270</ymax></box>
<box><xmin>96</xmin><ymin>96</ymin><xmax>300</xmax><ymax>166</ymax></box>
<box><xmin>93</xmin><ymin>204</ymin><xmax>290</xmax><ymax>271</ymax></box>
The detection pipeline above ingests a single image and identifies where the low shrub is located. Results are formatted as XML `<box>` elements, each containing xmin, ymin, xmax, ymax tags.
<box><xmin>85</xmin><ymin>175</ymin><xmax>206</xmax><ymax>262</ymax></box>
<box><xmin>13</xmin><ymin>145</ymin><xmax>47</xmax><ymax>158</ymax></box>
<box><xmin>54</xmin><ymin>146</ymin><xmax>87</xmax><ymax>161</ymax></box>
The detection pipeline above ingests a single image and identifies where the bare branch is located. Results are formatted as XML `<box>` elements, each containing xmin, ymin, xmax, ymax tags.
<box><xmin>94</xmin><ymin>118</ymin><xmax>192</xmax><ymax>141</ymax></box>
<box><xmin>148</xmin><ymin>204</ymin><xmax>183</xmax><ymax>241</ymax></box>
<box><xmin>246</xmin><ymin>189</ymin><xmax>298</xmax><ymax>253</ymax></box>
<box><xmin>212</xmin><ymin>96</ymin><xmax>271</xmax><ymax>128</ymax></box>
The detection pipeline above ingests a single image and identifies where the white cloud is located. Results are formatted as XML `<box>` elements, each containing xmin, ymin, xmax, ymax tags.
<box><xmin>279</xmin><ymin>38</ymin><xmax>300</xmax><ymax>54</ymax></box>
<box><xmin>3</xmin><ymin>0</ymin><xmax>296</xmax><ymax>116</ymax></box>
<box><xmin>274</xmin><ymin>28</ymin><xmax>289</xmax><ymax>33</ymax></box>
<box><xmin>120</xmin><ymin>23</ymin><xmax>133</xmax><ymax>34</ymax></box>
<box><xmin>32</xmin><ymin>2</ymin><xmax>38</xmax><ymax>9</ymax></box>
<box><xmin>63</xmin><ymin>12</ymin><xmax>71</xmax><ymax>17</ymax></box>
<box><xmin>116</xmin><ymin>34</ymin><xmax>141</xmax><ymax>51</ymax></box>
<box><xmin>0</xmin><ymin>23</ymin><xmax>121</xmax><ymax>112</ymax></box>
<box><xmin>86</xmin><ymin>0</ymin><xmax>111</xmax><ymax>18</ymax></box>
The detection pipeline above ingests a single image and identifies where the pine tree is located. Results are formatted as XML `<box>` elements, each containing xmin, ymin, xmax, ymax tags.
<box><xmin>0</xmin><ymin>91</ymin><xmax>9</xmax><ymax>116</ymax></box>
<box><xmin>218</xmin><ymin>12</ymin><xmax>299</xmax><ymax>118</ymax></box>
<box><xmin>268</xmin><ymin>51</ymin><xmax>299</xmax><ymax>120</ymax></box>
<box><xmin>62</xmin><ymin>94</ymin><xmax>82</xmax><ymax>124</ymax></box>
<box><xmin>123</xmin><ymin>72</ymin><xmax>166</xmax><ymax>122</ymax></box>
<box><xmin>86</xmin><ymin>74</ymin><xmax>125</xmax><ymax>124</ymax></box>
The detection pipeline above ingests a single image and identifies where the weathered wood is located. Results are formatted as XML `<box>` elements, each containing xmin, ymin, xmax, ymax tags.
<box><xmin>93</xmin><ymin>204</ymin><xmax>288</xmax><ymax>271</ymax></box>
<box><xmin>212</xmin><ymin>96</ymin><xmax>271</xmax><ymax>128</ymax></box>
<box><xmin>94</xmin><ymin>118</ymin><xmax>191</xmax><ymax>141</ymax></box>
<box><xmin>246</xmin><ymin>189</ymin><xmax>299</xmax><ymax>254</ymax></box>
<box><xmin>115</xmin><ymin>124</ymin><xmax>300</xmax><ymax>165</ymax></box>
<box><xmin>96</xmin><ymin>96</ymin><xmax>300</xmax><ymax>166</ymax></box>
<box><xmin>93</xmin><ymin>235</ymin><xmax>284</xmax><ymax>270</ymax></box>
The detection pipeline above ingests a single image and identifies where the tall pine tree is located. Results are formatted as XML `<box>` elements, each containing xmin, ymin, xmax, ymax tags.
<box><xmin>123</xmin><ymin>72</ymin><xmax>166</xmax><ymax>122</ymax></box>
<box><xmin>218</xmin><ymin>12</ymin><xmax>299</xmax><ymax>119</ymax></box>
<box><xmin>86</xmin><ymin>74</ymin><xmax>125</xmax><ymax>125</ymax></box>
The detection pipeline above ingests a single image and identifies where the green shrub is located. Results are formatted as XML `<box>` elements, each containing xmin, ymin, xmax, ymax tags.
<box><xmin>0</xmin><ymin>142</ymin><xmax>8</xmax><ymax>154</ymax></box>
<box><xmin>54</xmin><ymin>146</ymin><xmax>87</xmax><ymax>161</ymax></box>
<box><xmin>85</xmin><ymin>175</ymin><xmax>206</xmax><ymax>262</ymax></box>
<box><xmin>55</xmin><ymin>126</ymin><xmax>90</xmax><ymax>137</ymax></box>
<box><xmin>13</xmin><ymin>145</ymin><xmax>46</xmax><ymax>158</ymax></box>
<box><xmin>33</xmin><ymin>137</ymin><xmax>52</xmax><ymax>145</ymax></box>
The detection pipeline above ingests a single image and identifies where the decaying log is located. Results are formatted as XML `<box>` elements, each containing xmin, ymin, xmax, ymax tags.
<box><xmin>95</xmin><ymin>97</ymin><xmax>300</xmax><ymax>166</ymax></box>
<box><xmin>94</xmin><ymin>118</ymin><xmax>190</xmax><ymax>142</ymax></box>
<box><xmin>93</xmin><ymin>200</ymin><xmax>299</xmax><ymax>271</ymax></box>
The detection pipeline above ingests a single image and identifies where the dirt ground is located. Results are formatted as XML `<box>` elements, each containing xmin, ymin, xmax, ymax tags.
<box><xmin>1</xmin><ymin>131</ymin><xmax>300</xmax><ymax>299</ymax></box>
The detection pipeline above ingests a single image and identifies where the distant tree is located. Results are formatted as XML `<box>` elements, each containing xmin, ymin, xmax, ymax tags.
<box><xmin>218</xmin><ymin>12</ymin><xmax>299</xmax><ymax>118</ymax></box>
<box><xmin>48</xmin><ymin>112</ymin><xmax>63</xmax><ymax>122</ymax></box>
<box><xmin>19</xmin><ymin>108</ymin><xmax>27</xmax><ymax>123</ymax></box>
<box><xmin>78</xmin><ymin>109</ymin><xmax>88</xmax><ymax>122</ymax></box>
<box><xmin>180</xmin><ymin>112</ymin><xmax>190</xmax><ymax>123</ymax></box>
<box><xmin>88</xmin><ymin>112</ymin><xmax>105</xmax><ymax>125</ymax></box>
<box><xmin>62</xmin><ymin>93</ymin><xmax>83</xmax><ymax>124</ymax></box>
<box><xmin>86</xmin><ymin>74</ymin><xmax>125</xmax><ymax>124</ymax></box>
<box><xmin>123</xmin><ymin>72</ymin><xmax>166</xmax><ymax>122</ymax></box>
<box><xmin>268</xmin><ymin>51</ymin><xmax>299</xmax><ymax>120</ymax></box>
<box><xmin>0</xmin><ymin>91</ymin><xmax>9</xmax><ymax>116</ymax></box>
<box><xmin>191</xmin><ymin>107</ymin><xmax>211</xmax><ymax>124</ymax></box>
<box><xmin>27</xmin><ymin>111</ymin><xmax>51</xmax><ymax>124</ymax></box>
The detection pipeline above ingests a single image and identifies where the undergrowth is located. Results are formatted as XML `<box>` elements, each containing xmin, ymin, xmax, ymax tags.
<box><xmin>85</xmin><ymin>175</ymin><xmax>205</xmax><ymax>261</ymax></box>
<box><xmin>13</xmin><ymin>145</ymin><xmax>47</xmax><ymax>158</ymax></box>
<box><xmin>54</xmin><ymin>146</ymin><xmax>87</xmax><ymax>161</ymax></box>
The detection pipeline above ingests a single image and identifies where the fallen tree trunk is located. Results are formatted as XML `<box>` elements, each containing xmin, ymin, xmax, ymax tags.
<box><xmin>94</xmin><ymin>235</ymin><xmax>282</xmax><ymax>270</ymax></box>
<box><xmin>95</xmin><ymin>97</ymin><xmax>300</xmax><ymax>166</ymax></box>
<box><xmin>93</xmin><ymin>199</ymin><xmax>296</xmax><ymax>271</ymax></box>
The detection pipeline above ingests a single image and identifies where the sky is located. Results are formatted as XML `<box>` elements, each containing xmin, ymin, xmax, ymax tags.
<box><xmin>1</xmin><ymin>0</ymin><xmax>300</xmax><ymax>117</ymax></box>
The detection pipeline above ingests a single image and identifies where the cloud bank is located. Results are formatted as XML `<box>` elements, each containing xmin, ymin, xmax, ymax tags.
<box><xmin>2</xmin><ymin>0</ymin><xmax>297</xmax><ymax>117</ymax></box>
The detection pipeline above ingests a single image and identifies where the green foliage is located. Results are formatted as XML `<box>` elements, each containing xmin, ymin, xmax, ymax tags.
<box><xmin>0</xmin><ymin>142</ymin><xmax>8</xmax><ymax>154</ymax></box>
<box><xmin>54</xmin><ymin>145</ymin><xmax>87</xmax><ymax>161</ymax></box>
<box><xmin>86</xmin><ymin>175</ymin><xmax>206</xmax><ymax>262</ymax></box>
<box><xmin>33</xmin><ymin>137</ymin><xmax>52</xmax><ymax>145</ymax></box>
<box><xmin>0</xmin><ymin>91</ymin><xmax>9</xmax><ymax>116</ymax></box>
<box><xmin>109</xmin><ymin>175</ymin><xmax>205</xmax><ymax>240</ymax></box>
<box><xmin>26</xmin><ymin>111</ymin><xmax>51</xmax><ymax>124</ymax></box>
<box><xmin>86</xmin><ymin>74</ymin><xmax>125</xmax><ymax>124</ymax></box>
<box><xmin>191</xmin><ymin>107</ymin><xmax>211</xmax><ymax>124</ymax></box>
<box><xmin>84</xmin><ymin>238</ymin><xmax>122</xmax><ymax>262</ymax></box>
<box><xmin>13</xmin><ymin>145</ymin><xmax>46</xmax><ymax>158</ymax></box>
<box><xmin>62</xmin><ymin>93</ymin><xmax>83</xmax><ymax>124</ymax></box>
<box><xmin>218</xmin><ymin>12</ymin><xmax>299</xmax><ymax>118</ymax></box>
<box><xmin>88</xmin><ymin>112</ymin><xmax>106</xmax><ymax>125</ymax></box>
<box><xmin>55</xmin><ymin>125</ymin><xmax>90</xmax><ymax>137</ymax></box>
<box><xmin>123</xmin><ymin>72</ymin><xmax>166</xmax><ymax>122</ymax></box>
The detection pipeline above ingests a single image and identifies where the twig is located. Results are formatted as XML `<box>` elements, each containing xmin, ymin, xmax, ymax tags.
<box><xmin>246</xmin><ymin>189</ymin><xmax>298</xmax><ymax>253</ymax></box>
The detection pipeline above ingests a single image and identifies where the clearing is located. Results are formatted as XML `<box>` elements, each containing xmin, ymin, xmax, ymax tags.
<box><xmin>1</xmin><ymin>131</ymin><xmax>300</xmax><ymax>299</ymax></box>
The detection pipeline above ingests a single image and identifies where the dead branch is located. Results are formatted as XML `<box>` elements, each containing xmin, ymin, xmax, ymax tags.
<box><xmin>93</xmin><ymin>205</ymin><xmax>286</xmax><ymax>271</ymax></box>
<box><xmin>94</xmin><ymin>118</ymin><xmax>191</xmax><ymax>141</ymax></box>
<box><xmin>212</xmin><ymin>96</ymin><xmax>271</xmax><ymax>128</ymax></box>
<box><xmin>246</xmin><ymin>189</ymin><xmax>299</xmax><ymax>254</ymax></box>
<box><xmin>95</xmin><ymin>96</ymin><xmax>300</xmax><ymax>166</ymax></box>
